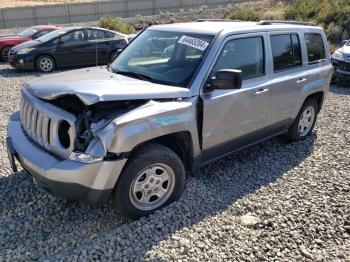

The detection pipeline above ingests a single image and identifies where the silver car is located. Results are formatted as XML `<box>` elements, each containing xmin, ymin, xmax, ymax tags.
<box><xmin>7</xmin><ymin>20</ymin><xmax>332</xmax><ymax>219</ymax></box>
<box><xmin>331</xmin><ymin>39</ymin><xmax>350</xmax><ymax>84</ymax></box>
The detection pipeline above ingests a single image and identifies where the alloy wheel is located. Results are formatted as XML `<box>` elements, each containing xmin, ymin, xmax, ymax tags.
<box><xmin>39</xmin><ymin>57</ymin><xmax>53</xmax><ymax>72</ymax></box>
<box><xmin>1</xmin><ymin>47</ymin><xmax>11</xmax><ymax>60</ymax></box>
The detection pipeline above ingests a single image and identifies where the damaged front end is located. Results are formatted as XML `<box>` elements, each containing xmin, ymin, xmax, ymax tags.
<box><xmin>45</xmin><ymin>94</ymin><xmax>150</xmax><ymax>163</ymax></box>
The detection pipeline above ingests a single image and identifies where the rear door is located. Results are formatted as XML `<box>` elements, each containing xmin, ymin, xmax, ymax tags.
<box><xmin>201</xmin><ymin>33</ymin><xmax>272</xmax><ymax>162</ymax></box>
<box><xmin>85</xmin><ymin>29</ymin><xmax>112</xmax><ymax>65</ymax></box>
<box><xmin>265</xmin><ymin>32</ymin><xmax>305</xmax><ymax>126</ymax></box>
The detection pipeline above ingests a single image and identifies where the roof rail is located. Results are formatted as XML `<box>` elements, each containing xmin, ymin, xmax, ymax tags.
<box><xmin>194</xmin><ymin>19</ymin><xmax>243</xmax><ymax>22</ymax></box>
<box><xmin>258</xmin><ymin>20</ymin><xmax>316</xmax><ymax>26</ymax></box>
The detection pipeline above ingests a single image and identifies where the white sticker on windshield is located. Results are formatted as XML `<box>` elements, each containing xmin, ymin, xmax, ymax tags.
<box><xmin>178</xmin><ymin>36</ymin><xmax>209</xmax><ymax>51</ymax></box>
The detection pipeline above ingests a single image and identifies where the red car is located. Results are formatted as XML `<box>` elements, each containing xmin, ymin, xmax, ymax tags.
<box><xmin>0</xmin><ymin>25</ymin><xmax>61</xmax><ymax>61</ymax></box>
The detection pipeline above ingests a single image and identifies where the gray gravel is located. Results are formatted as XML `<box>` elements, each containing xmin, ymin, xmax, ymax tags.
<box><xmin>0</xmin><ymin>63</ymin><xmax>349</xmax><ymax>261</ymax></box>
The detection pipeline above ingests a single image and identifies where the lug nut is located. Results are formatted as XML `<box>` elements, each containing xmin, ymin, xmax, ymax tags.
<box><xmin>154</xmin><ymin>187</ymin><xmax>158</xmax><ymax>191</ymax></box>
<box><xmin>145</xmin><ymin>185</ymin><xmax>149</xmax><ymax>189</ymax></box>
<box><xmin>147</xmin><ymin>190</ymin><xmax>152</xmax><ymax>194</ymax></box>
<box><xmin>150</xmin><ymin>178</ymin><xmax>154</xmax><ymax>182</ymax></box>
<box><xmin>156</xmin><ymin>180</ymin><xmax>160</xmax><ymax>184</ymax></box>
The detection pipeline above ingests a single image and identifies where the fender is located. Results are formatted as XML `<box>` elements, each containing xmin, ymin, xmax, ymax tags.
<box><xmin>94</xmin><ymin>97</ymin><xmax>201</xmax><ymax>157</ymax></box>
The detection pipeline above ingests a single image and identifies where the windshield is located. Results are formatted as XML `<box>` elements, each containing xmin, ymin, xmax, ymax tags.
<box><xmin>111</xmin><ymin>30</ymin><xmax>213</xmax><ymax>87</ymax></box>
<box><xmin>36</xmin><ymin>28</ymin><xmax>69</xmax><ymax>42</ymax></box>
<box><xmin>19</xmin><ymin>27</ymin><xmax>38</xmax><ymax>38</ymax></box>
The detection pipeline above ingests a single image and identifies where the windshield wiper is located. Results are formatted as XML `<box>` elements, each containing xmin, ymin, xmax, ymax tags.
<box><xmin>115</xmin><ymin>70</ymin><xmax>153</xmax><ymax>82</ymax></box>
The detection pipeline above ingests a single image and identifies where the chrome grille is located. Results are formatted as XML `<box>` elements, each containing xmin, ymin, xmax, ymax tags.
<box><xmin>20</xmin><ymin>89</ymin><xmax>77</xmax><ymax>159</ymax></box>
<box><xmin>20</xmin><ymin>96</ymin><xmax>52</xmax><ymax>148</ymax></box>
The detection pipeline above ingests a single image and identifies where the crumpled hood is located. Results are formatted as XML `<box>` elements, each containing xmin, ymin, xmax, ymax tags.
<box><xmin>25</xmin><ymin>67</ymin><xmax>191</xmax><ymax>105</ymax></box>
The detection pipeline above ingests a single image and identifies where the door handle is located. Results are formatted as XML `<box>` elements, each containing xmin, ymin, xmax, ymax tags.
<box><xmin>254</xmin><ymin>88</ymin><xmax>269</xmax><ymax>96</ymax></box>
<box><xmin>297</xmin><ymin>78</ymin><xmax>307</xmax><ymax>83</ymax></box>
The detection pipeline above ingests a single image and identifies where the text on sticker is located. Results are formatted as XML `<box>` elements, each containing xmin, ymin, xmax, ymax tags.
<box><xmin>178</xmin><ymin>36</ymin><xmax>209</xmax><ymax>51</ymax></box>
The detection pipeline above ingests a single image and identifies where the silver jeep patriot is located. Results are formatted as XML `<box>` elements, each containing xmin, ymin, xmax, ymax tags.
<box><xmin>7</xmin><ymin>20</ymin><xmax>332</xmax><ymax>219</ymax></box>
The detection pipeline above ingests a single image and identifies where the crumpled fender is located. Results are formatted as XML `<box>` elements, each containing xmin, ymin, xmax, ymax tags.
<box><xmin>94</xmin><ymin>97</ymin><xmax>199</xmax><ymax>155</ymax></box>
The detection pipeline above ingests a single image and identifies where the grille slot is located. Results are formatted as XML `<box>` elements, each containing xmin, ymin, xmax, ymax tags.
<box><xmin>20</xmin><ymin>96</ymin><xmax>52</xmax><ymax>148</ymax></box>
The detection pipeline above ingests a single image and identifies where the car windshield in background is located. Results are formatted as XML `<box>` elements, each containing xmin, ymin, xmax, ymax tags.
<box><xmin>36</xmin><ymin>29</ymin><xmax>70</xmax><ymax>42</ymax></box>
<box><xmin>18</xmin><ymin>27</ymin><xmax>38</xmax><ymax>38</ymax></box>
<box><xmin>111</xmin><ymin>30</ymin><xmax>213</xmax><ymax>87</ymax></box>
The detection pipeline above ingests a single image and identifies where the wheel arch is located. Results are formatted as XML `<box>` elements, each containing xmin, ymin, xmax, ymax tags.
<box><xmin>126</xmin><ymin>131</ymin><xmax>194</xmax><ymax>174</ymax></box>
<box><xmin>304</xmin><ymin>91</ymin><xmax>324</xmax><ymax>112</ymax></box>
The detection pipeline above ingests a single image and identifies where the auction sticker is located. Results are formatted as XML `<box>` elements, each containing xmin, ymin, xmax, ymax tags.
<box><xmin>178</xmin><ymin>36</ymin><xmax>209</xmax><ymax>51</ymax></box>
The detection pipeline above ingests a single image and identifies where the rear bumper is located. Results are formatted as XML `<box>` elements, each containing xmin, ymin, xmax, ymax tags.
<box><xmin>7</xmin><ymin>112</ymin><xmax>127</xmax><ymax>205</ymax></box>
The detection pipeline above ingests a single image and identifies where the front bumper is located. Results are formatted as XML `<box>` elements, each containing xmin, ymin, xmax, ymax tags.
<box><xmin>7</xmin><ymin>112</ymin><xmax>127</xmax><ymax>205</ymax></box>
<box><xmin>332</xmin><ymin>59</ymin><xmax>350</xmax><ymax>83</ymax></box>
<box><xmin>8</xmin><ymin>53</ymin><xmax>35</xmax><ymax>70</ymax></box>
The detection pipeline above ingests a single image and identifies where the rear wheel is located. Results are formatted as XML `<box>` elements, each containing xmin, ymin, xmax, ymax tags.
<box><xmin>112</xmin><ymin>144</ymin><xmax>186</xmax><ymax>220</ymax></box>
<box><xmin>36</xmin><ymin>55</ymin><xmax>55</xmax><ymax>73</ymax></box>
<box><xmin>285</xmin><ymin>98</ymin><xmax>318</xmax><ymax>142</ymax></box>
<box><xmin>1</xmin><ymin>46</ymin><xmax>12</xmax><ymax>61</ymax></box>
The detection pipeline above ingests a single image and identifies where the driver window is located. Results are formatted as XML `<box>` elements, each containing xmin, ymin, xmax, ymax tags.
<box><xmin>60</xmin><ymin>30</ymin><xmax>85</xmax><ymax>43</ymax></box>
<box><xmin>212</xmin><ymin>36</ymin><xmax>265</xmax><ymax>80</ymax></box>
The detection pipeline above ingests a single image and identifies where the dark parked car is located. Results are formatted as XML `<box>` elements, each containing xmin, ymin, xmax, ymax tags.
<box><xmin>8</xmin><ymin>27</ymin><xmax>129</xmax><ymax>72</ymax></box>
<box><xmin>0</xmin><ymin>25</ymin><xmax>61</xmax><ymax>61</ymax></box>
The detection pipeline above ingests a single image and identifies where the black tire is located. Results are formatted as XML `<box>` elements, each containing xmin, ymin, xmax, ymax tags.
<box><xmin>35</xmin><ymin>55</ymin><xmax>55</xmax><ymax>73</ymax></box>
<box><xmin>285</xmin><ymin>98</ymin><xmax>319</xmax><ymax>142</ymax></box>
<box><xmin>1</xmin><ymin>46</ymin><xmax>12</xmax><ymax>61</ymax></box>
<box><xmin>112</xmin><ymin>143</ymin><xmax>186</xmax><ymax>220</ymax></box>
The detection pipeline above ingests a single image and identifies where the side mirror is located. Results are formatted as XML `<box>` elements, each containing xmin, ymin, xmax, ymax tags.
<box><xmin>209</xmin><ymin>69</ymin><xmax>242</xmax><ymax>90</ymax></box>
<box><xmin>342</xmin><ymin>39</ymin><xmax>349</xmax><ymax>46</ymax></box>
<box><xmin>58</xmin><ymin>39</ymin><xmax>65</xmax><ymax>45</ymax></box>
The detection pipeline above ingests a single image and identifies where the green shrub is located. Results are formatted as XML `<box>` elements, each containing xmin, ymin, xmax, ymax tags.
<box><xmin>227</xmin><ymin>7</ymin><xmax>261</xmax><ymax>21</ymax></box>
<box><xmin>283</xmin><ymin>0</ymin><xmax>350</xmax><ymax>43</ymax></box>
<box><xmin>284</xmin><ymin>0</ymin><xmax>322</xmax><ymax>21</ymax></box>
<box><xmin>98</xmin><ymin>16</ymin><xmax>136</xmax><ymax>34</ymax></box>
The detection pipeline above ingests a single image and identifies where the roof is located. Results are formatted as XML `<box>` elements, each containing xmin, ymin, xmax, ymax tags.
<box><xmin>33</xmin><ymin>25</ymin><xmax>61</xmax><ymax>30</ymax></box>
<box><xmin>149</xmin><ymin>21</ymin><xmax>322</xmax><ymax>35</ymax></box>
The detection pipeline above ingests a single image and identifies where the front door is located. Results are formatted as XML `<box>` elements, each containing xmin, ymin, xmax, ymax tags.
<box><xmin>201</xmin><ymin>33</ymin><xmax>272</xmax><ymax>162</ymax></box>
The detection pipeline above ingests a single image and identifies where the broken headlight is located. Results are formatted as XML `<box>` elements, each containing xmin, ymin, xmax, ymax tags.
<box><xmin>69</xmin><ymin>152</ymin><xmax>103</xmax><ymax>164</ymax></box>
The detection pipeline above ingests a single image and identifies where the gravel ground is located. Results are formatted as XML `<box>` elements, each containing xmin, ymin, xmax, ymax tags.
<box><xmin>0</xmin><ymin>63</ymin><xmax>349</xmax><ymax>261</ymax></box>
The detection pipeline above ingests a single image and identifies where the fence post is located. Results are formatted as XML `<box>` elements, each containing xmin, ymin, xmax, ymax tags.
<box><xmin>65</xmin><ymin>2</ymin><xmax>69</xmax><ymax>24</ymax></box>
<box><xmin>32</xmin><ymin>7</ymin><xmax>37</xmax><ymax>25</ymax></box>
<box><xmin>152</xmin><ymin>0</ymin><xmax>156</xmax><ymax>15</ymax></box>
<box><xmin>0</xmin><ymin>9</ymin><xmax>5</xmax><ymax>29</ymax></box>
<box><xmin>95</xmin><ymin>1</ymin><xmax>98</xmax><ymax>21</ymax></box>
<box><xmin>124</xmin><ymin>0</ymin><xmax>129</xmax><ymax>18</ymax></box>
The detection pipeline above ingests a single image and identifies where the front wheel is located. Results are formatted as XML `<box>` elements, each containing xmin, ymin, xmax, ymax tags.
<box><xmin>112</xmin><ymin>144</ymin><xmax>186</xmax><ymax>220</ymax></box>
<box><xmin>36</xmin><ymin>55</ymin><xmax>55</xmax><ymax>73</ymax></box>
<box><xmin>285</xmin><ymin>98</ymin><xmax>318</xmax><ymax>142</ymax></box>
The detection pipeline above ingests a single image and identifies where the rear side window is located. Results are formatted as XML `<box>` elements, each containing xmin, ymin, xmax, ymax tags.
<box><xmin>212</xmin><ymin>36</ymin><xmax>265</xmax><ymax>80</ymax></box>
<box><xmin>305</xmin><ymin>33</ymin><xmax>326</xmax><ymax>64</ymax></box>
<box><xmin>271</xmin><ymin>34</ymin><xmax>302</xmax><ymax>72</ymax></box>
